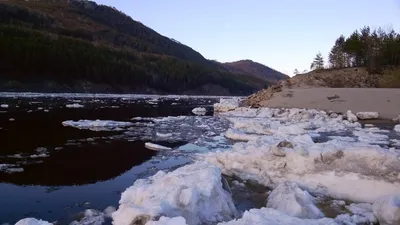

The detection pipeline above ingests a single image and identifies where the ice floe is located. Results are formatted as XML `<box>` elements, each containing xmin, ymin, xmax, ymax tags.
<box><xmin>112</xmin><ymin>162</ymin><xmax>237</xmax><ymax>225</ymax></box>
<box><xmin>217</xmin><ymin>208</ymin><xmax>337</xmax><ymax>225</ymax></box>
<box><xmin>191</xmin><ymin>107</ymin><xmax>207</xmax><ymax>115</ymax></box>
<box><xmin>395</xmin><ymin>124</ymin><xmax>400</xmax><ymax>133</ymax></box>
<box><xmin>15</xmin><ymin>218</ymin><xmax>52</xmax><ymax>225</ymax></box>
<box><xmin>204</xmin><ymin>107</ymin><xmax>400</xmax><ymax>204</ymax></box>
<box><xmin>62</xmin><ymin>120</ymin><xmax>133</xmax><ymax>131</ymax></box>
<box><xmin>69</xmin><ymin>207</ymin><xmax>116</xmax><ymax>225</ymax></box>
<box><xmin>65</xmin><ymin>103</ymin><xmax>84</xmax><ymax>108</ymax></box>
<box><xmin>144</xmin><ymin>142</ymin><xmax>172</xmax><ymax>151</ymax></box>
<box><xmin>346</xmin><ymin>110</ymin><xmax>358</xmax><ymax>122</ymax></box>
<box><xmin>356</xmin><ymin>111</ymin><xmax>379</xmax><ymax>120</ymax></box>
<box><xmin>266</xmin><ymin>182</ymin><xmax>324</xmax><ymax>219</ymax></box>
<box><xmin>372</xmin><ymin>195</ymin><xmax>400</xmax><ymax>225</ymax></box>
<box><xmin>214</xmin><ymin>98</ymin><xmax>241</xmax><ymax>112</ymax></box>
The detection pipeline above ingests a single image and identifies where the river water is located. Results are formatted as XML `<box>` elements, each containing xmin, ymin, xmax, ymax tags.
<box><xmin>0</xmin><ymin>93</ymin><xmax>234</xmax><ymax>224</ymax></box>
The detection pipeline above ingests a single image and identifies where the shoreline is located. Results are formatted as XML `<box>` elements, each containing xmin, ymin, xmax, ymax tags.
<box><xmin>245</xmin><ymin>88</ymin><xmax>400</xmax><ymax>120</ymax></box>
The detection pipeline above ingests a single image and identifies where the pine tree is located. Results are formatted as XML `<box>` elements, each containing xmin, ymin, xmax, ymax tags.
<box><xmin>310</xmin><ymin>52</ymin><xmax>324</xmax><ymax>70</ymax></box>
<box><xmin>329</xmin><ymin>35</ymin><xmax>346</xmax><ymax>68</ymax></box>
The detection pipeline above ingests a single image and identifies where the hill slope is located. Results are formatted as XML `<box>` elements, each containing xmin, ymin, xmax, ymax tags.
<box><xmin>222</xmin><ymin>60</ymin><xmax>289</xmax><ymax>83</ymax></box>
<box><xmin>0</xmin><ymin>0</ymin><xmax>269</xmax><ymax>95</ymax></box>
<box><xmin>243</xmin><ymin>67</ymin><xmax>384</xmax><ymax>107</ymax></box>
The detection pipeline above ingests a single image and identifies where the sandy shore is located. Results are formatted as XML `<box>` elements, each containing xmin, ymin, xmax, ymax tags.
<box><xmin>255</xmin><ymin>88</ymin><xmax>400</xmax><ymax>119</ymax></box>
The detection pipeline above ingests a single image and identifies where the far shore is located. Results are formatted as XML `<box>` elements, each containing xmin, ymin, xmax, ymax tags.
<box><xmin>254</xmin><ymin>88</ymin><xmax>400</xmax><ymax>120</ymax></box>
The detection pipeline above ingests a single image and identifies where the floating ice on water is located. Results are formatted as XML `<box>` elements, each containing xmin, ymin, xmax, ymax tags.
<box><xmin>266</xmin><ymin>182</ymin><xmax>324</xmax><ymax>219</ymax></box>
<box><xmin>112</xmin><ymin>162</ymin><xmax>237</xmax><ymax>225</ymax></box>
<box><xmin>15</xmin><ymin>218</ymin><xmax>52</xmax><ymax>225</ymax></box>
<box><xmin>144</xmin><ymin>142</ymin><xmax>172</xmax><ymax>151</ymax></box>
<box><xmin>156</xmin><ymin>132</ymin><xmax>173</xmax><ymax>138</ymax></box>
<box><xmin>0</xmin><ymin>164</ymin><xmax>24</xmax><ymax>173</ymax></box>
<box><xmin>356</xmin><ymin>112</ymin><xmax>379</xmax><ymax>120</ymax></box>
<box><xmin>65</xmin><ymin>103</ymin><xmax>84</xmax><ymax>108</ymax></box>
<box><xmin>225</xmin><ymin>128</ymin><xmax>261</xmax><ymax>141</ymax></box>
<box><xmin>1</xmin><ymin>104</ymin><xmax>9</xmax><ymax>108</ymax></box>
<box><xmin>214</xmin><ymin>98</ymin><xmax>241</xmax><ymax>112</ymax></box>
<box><xmin>192</xmin><ymin>107</ymin><xmax>207</xmax><ymax>115</ymax></box>
<box><xmin>62</xmin><ymin>120</ymin><xmax>133</xmax><ymax>131</ymax></box>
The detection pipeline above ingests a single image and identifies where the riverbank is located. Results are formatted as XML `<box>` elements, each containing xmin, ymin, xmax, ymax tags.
<box><xmin>245</xmin><ymin>88</ymin><xmax>400</xmax><ymax>120</ymax></box>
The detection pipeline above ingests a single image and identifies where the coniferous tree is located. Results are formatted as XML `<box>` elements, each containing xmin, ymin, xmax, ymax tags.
<box><xmin>310</xmin><ymin>52</ymin><xmax>324</xmax><ymax>70</ymax></box>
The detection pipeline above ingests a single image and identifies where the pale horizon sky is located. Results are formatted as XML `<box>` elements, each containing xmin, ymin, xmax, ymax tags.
<box><xmin>95</xmin><ymin>0</ymin><xmax>400</xmax><ymax>76</ymax></box>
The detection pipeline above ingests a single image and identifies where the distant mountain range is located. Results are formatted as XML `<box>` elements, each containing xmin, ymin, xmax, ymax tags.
<box><xmin>0</xmin><ymin>0</ymin><xmax>287</xmax><ymax>95</ymax></box>
<box><xmin>222</xmin><ymin>60</ymin><xmax>289</xmax><ymax>83</ymax></box>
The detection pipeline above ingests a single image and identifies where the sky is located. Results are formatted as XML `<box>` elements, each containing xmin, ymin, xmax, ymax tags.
<box><xmin>94</xmin><ymin>0</ymin><xmax>400</xmax><ymax>76</ymax></box>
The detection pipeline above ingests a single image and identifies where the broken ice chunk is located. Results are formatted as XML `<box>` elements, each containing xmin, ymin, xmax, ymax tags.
<box><xmin>15</xmin><ymin>218</ymin><xmax>52</xmax><ymax>225</ymax></box>
<box><xmin>356</xmin><ymin>112</ymin><xmax>379</xmax><ymax>120</ymax></box>
<box><xmin>65</xmin><ymin>103</ymin><xmax>84</xmax><ymax>108</ymax></box>
<box><xmin>144</xmin><ymin>142</ymin><xmax>172</xmax><ymax>151</ymax></box>
<box><xmin>192</xmin><ymin>107</ymin><xmax>207</xmax><ymax>115</ymax></box>
<box><xmin>266</xmin><ymin>182</ymin><xmax>324</xmax><ymax>219</ymax></box>
<box><xmin>112</xmin><ymin>162</ymin><xmax>237</xmax><ymax>225</ymax></box>
<box><xmin>373</xmin><ymin>195</ymin><xmax>400</xmax><ymax>225</ymax></box>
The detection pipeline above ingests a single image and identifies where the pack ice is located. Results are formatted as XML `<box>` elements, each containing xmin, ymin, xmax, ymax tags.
<box><xmin>206</xmin><ymin>106</ymin><xmax>400</xmax><ymax>204</ymax></box>
<box><xmin>62</xmin><ymin>120</ymin><xmax>133</xmax><ymax>131</ymax></box>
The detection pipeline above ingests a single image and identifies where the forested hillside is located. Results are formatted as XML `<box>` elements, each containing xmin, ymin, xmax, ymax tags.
<box><xmin>0</xmin><ymin>0</ymin><xmax>270</xmax><ymax>95</ymax></box>
<box><xmin>222</xmin><ymin>60</ymin><xmax>289</xmax><ymax>83</ymax></box>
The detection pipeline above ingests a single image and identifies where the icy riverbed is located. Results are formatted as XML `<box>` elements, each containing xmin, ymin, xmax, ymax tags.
<box><xmin>10</xmin><ymin>96</ymin><xmax>400</xmax><ymax>225</ymax></box>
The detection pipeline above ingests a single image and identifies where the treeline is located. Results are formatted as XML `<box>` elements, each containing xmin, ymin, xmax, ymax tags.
<box><xmin>0</xmin><ymin>1</ymin><xmax>209</xmax><ymax>65</ymax></box>
<box><xmin>0</xmin><ymin>25</ymin><xmax>264</xmax><ymax>94</ymax></box>
<box><xmin>328</xmin><ymin>26</ymin><xmax>400</xmax><ymax>72</ymax></box>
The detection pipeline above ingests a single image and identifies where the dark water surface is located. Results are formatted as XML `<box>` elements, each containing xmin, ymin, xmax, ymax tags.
<box><xmin>0</xmin><ymin>94</ymin><xmax>224</xmax><ymax>224</ymax></box>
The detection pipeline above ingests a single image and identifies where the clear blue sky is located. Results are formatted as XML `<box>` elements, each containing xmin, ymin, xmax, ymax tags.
<box><xmin>95</xmin><ymin>0</ymin><xmax>399</xmax><ymax>76</ymax></box>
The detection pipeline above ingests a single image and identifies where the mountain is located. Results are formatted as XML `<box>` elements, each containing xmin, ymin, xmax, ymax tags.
<box><xmin>222</xmin><ymin>60</ymin><xmax>289</xmax><ymax>83</ymax></box>
<box><xmin>0</xmin><ymin>0</ymin><xmax>269</xmax><ymax>95</ymax></box>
